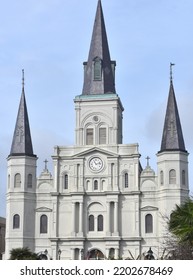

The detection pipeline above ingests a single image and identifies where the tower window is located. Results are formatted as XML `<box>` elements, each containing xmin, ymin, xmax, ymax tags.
<box><xmin>8</xmin><ymin>174</ymin><xmax>10</xmax><ymax>189</ymax></box>
<box><xmin>94</xmin><ymin>180</ymin><xmax>98</xmax><ymax>190</ymax></box>
<box><xmin>64</xmin><ymin>174</ymin><xmax>68</xmax><ymax>189</ymax></box>
<box><xmin>27</xmin><ymin>174</ymin><xmax>32</xmax><ymax>188</ymax></box>
<box><xmin>99</xmin><ymin>127</ymin><xmax>106</xmax><ymax>144</ymax></box>
<box><xmin>14</xmin><ymin>173</ymin><xmax>21</xmax><ymax>188</ymax></box>
<box><xmin>182</xmin><ymin>170</ymin><xmax>186</xmax><ymax>185</ymax></box>
<box><xmin>124</xmin><ymin>173</ymin><xmax>128</xmax><ymax>188</ymax></box>
<box><xmin>97</xmin><ymin>215</ymin><xmax>103</xmax><ymax>231</ymax></box>
<box><xmin>160</xmin><ymin>171</ymin><xmax>164</xmax><ymax>185</ymax></box>
<box><xmin>94</xmin><ymin>58</ymin><xmax>102</xmax><ymax>81</ymax></box>
<box><xmin>40</xmin><ymin>215</ymin><xmax>48</xmax><ymax>234</ymax></box>
<box><xmin>169</xmin><ymin>169</ymin><xmax>176</xmax><ymax>184</ymax></box>
<box><xmin>89</xmin><ymin>215</ymin><xmax>94</xmax><ymax>231</ymax></box>
<box><xmin>86</xmin><ymin>128</ymin><xmax>94</xmax><ymax>145</ymax></box>
<box><xmin>145</xmin><ymin>214</ymin><xmax>153</xmax><ymax>233</ymax></box>
<box><xmin>13</xmin><ymin>214</ymin><xmax>20</xmax><ymax>229</ymax></box>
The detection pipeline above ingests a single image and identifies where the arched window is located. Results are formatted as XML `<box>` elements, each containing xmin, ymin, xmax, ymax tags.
<box><xmin>64</xmin><ymin>174</ymin><xmax>68</xmax><ymax>189</ymax></box>
<box><xmin>94</xmin><ymin>57</ymin><xmax>102</xmax><ymax>81</ymax></box>
<box><xmin>124</xmin><ymin>173</ymin><xmax>128</xmax><ymax>188</ymax></box>
<box><xmin>13</xmin><ymin>214</ymin><xmax>20</xmax><ymax>229</ymax></box>
<box><xmin>160</xmin><ymin>171</ymin><xmax>164</xmax><ymax>185</ymax></box>
<box><xmin>86</xmin><ymin>128</ymin><xmax>94</xmax><ymax>145</ymax></box>
<box><xmin>14</xmin><ymin>173</ymin><xmax>21</xmax><ymax>188</ymax></box>
<box><xmin>40</xmin><ymin>215</ymin><xmax>48</xmax><ymax>234</ymax></box>
<box><xmin>101</xmin><ymin>180</ymin><xmax>105</xmax><ymax>191</ymax></box>
<box><xmin>89</xmin><ymin>215</ymin><xmax>94</xmax><ymax>231</ymax></box>
<box><xmin>169</xmin><ymin>169</ymin><xmax>176</xmax><ymax>184</ymax></box>
<box><xmin>145</xmin><ymin>214</ymin><xmax>153</xmax><ymax>233</ymax></box>
<box><xmin>94</xmin><ymin>180</ymin><xmax>98</xmax><ymax>190</ymax></box>
<box><xmin>182</xmin><ymin>170</ymin><xmax>186</xmax><ymax>185</ymax></box>
<box><xmin>27</xmin><ymin>174</ymin><xmax>32</xmax><ymax>188</ymax></box>
<box><xmin>97</xmin><ymin>215</ymin><xmax>103</xmax><ymax>231</ymax></box>
<box><xmin>99</xmin><ymin>127</ymin><xmax>106</xmax><ymax>144</ymax></box>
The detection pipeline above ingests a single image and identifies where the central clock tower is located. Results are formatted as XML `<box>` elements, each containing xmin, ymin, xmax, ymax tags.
<box><xmin>74</xmin><ymin>0</ymin><xmax>123</xmax><ymax>147</ymax></box>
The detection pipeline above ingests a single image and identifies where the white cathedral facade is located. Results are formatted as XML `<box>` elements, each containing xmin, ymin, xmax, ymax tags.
<box><xmin>5</xmin><ymin>0</ymin><xmax>189</xmax><ymax>260</ymax></box>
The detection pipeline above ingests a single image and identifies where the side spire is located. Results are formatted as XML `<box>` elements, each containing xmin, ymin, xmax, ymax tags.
<box><xmin>82</xmin><ymin>0</ymin><xmax>116</xmax><ymax>95</ymax></box>
<box><xmin>9</xmin><ymin>70</ymin><xmax>35</xmax><ymax>157</ymax></box>
<box><xmin>159</xmin><ymin>64</ymin><xmax>186</xmax><ymax>153</ymax></box>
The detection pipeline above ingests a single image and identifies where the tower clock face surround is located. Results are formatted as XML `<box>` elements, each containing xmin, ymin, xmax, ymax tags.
<box><xmin>89</xmin><ymin>157</ymin><xmax>104</xmax><ymax>172</ymax></box>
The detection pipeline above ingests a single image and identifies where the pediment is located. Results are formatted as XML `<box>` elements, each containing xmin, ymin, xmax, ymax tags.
<box><xmin>72</xmin><ymin>147</ymin><xmax>118</xmax><ymax>158</ymax></box>
<box><xmin>35</xmin><ymin>207</ymin><xmax>52</xmax><ymax>212</ymax></box>
<box><xmin>141</xmin><ymin>206</ymin><xmax>158</xmax><ymax>211</ymax></box>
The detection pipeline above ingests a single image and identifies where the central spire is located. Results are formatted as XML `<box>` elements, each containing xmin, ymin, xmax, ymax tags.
<box><xmin>82</xmin><ymin>0</ymin><xmax>116</xmax><ymax>95</ymax></box>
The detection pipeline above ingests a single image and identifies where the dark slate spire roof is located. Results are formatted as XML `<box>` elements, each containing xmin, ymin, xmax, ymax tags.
<box><xmin>82</xmin><ymin>0</ymin><xmax>116</xmax><ymax>95</ymax></box>
<box><xmin>159</xmin><ymin>79</ymin><xmax>186</xmax><ymax>153</ymax></box>
<box><xmin>9</xmin><ymin>70</ymin><xmax>35</xmax><ymax>157</ymax></box>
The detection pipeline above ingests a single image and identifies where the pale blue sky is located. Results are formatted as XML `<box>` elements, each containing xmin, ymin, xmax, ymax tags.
<box><xmin>1</xmin><ymin>0</ymin><xmax>193</xmax><ymax>217</ymax></box>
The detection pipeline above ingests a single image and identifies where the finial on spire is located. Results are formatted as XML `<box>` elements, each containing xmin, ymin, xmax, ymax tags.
<box><xmin>170</xmin><ymin>63</ymin><xmax>175</xmax><ymax>82</ymax></box>
<box><xmin>22</xmin><ymin>69</ymin><xmax>25</xmax><ymax>90</ymax></box>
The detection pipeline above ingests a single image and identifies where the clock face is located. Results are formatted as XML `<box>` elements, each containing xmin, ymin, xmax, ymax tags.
<box><xmin>89</xmin><ymin>157</ymin><xmax>103</xmax><ymax>171</ymax></box>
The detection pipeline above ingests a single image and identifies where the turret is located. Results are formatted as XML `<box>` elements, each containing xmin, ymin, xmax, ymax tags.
<box><xmin>157</xmin><ymin>64</ymin><xmax>189</xmax><ymax>213</ymax></box>
<box><xmin>6</xmin><ymin>70</ymin><xmax>37</xmax><ymax>258</ymax></box>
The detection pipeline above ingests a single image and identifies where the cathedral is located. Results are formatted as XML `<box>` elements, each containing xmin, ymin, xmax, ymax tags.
<box><xmin>5</xmin><ymin>0</ymin><xmax>189</xmax><ymax>260</ymax></box>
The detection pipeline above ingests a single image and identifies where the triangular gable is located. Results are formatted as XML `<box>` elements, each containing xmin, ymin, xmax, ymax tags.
<box><xmin>35</xmin><ymin>207</ymin><xmax>52</xmax><ymax>212</ymax></box>
<box><xmin>72</xmin><ymin>146</ymin><xmax>118</xmax><ymax>158</ymax></box>
<box><xmin>141</xmin><ymin>206</ymin><xmax>158</xmax><ymax>211</ymax></box>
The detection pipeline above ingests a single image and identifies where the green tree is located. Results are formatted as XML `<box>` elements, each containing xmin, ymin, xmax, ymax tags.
<box><xmin>169</xmin><ymin>198</ymin><xmax>193</xmax><ymax>245</ymax></box>
<box><xmin>9</xmin><ymin>247</ymin><xmax>39</xmax><ymax>260</ymax></box>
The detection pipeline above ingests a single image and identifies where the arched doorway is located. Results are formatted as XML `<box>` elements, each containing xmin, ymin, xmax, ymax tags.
<box><xmin>87</xmin><ymin>249</ymin><xmax>105</xmax><ymax>260</ymax></box>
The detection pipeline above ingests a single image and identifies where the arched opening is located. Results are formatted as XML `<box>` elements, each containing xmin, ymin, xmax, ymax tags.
<box><xmin>145</xmin><ymin>214</ymin><xmax>153</xmax><ymax>233</ymax></box>
<box><xmin>97</xmin><ymin>215</ymin><xmax>103</xmax><ymax>231</ymax></box>
<box><xmin>40</xmin><ymin>214</ymin><xmax>48</xmax><ymax>234</ymax></box>
<box><xmin>86</xmin><ymin>249</ymin><xmax>105</xmax><ymax>260</ymax></box>
<box><xmin>169</xmin><ymin>169</ymin><xmax>176</xmax><ymax>184</ymax></box>
<box><xmin>13</xmin><ymin>214</ymin><xmax>20</xmax><ymax>229</ymax></box>
<box><xmin>14</xmin><ymin>173</ymin><xmax>21</xmax><ymax>188</ymax></box>
<box><xmin>89</xmin><ymin>215</ymin><xmax>94</xmax><ymax>231</ymax></box>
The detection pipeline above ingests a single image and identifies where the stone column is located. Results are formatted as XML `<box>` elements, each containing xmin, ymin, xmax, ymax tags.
<box><xmin>71</xmin><ymin>202</ymin><xmax>76</xmax><ymax>236</ymax></box>
<box><xmin>71</xmin><ymin>248</ymin><xmax>75</xmax><ymax>260</ymax></box>
<box><xmin>79</xmin><ymin>202</ymin><xmax>83</xmax><ymax>235</ymax></box>
<box><xmin>114</xmin><ymin>201</ymin><xmax>119</xmax><ymax>234</ymax></box>
<box><xmin>115</xmin><ymin>248</ymin><xmax>119</xmax><ymax>259</ymax></box>
<box><xmin>106</xmin><ymin>201</ymin><xmax>111</xmax><ymax>235</ymax></box>
<box><xmin>106</xmin><ymin>248</ymin><xmax>110</xmax><ymax>259</ymax></box>
<box><xmin>79</xmin><ymin>249</ymin><xmax>84</xmax><ymax>260</ymax></box>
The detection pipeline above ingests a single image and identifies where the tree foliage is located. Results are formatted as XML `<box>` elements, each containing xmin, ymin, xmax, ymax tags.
<box><xmin>169</xmin><ymin>198</ymin><xmax>193</xmax><ymax>245</ymax></box>
<box><xmin>164</xmin><ymin>198</ymin><xmax>193</xmax><ymax>259</ymax></box>
<box><xmin>9</xmin><ymin>247</ymin><xmax>39</xmax><ymax>260</ymax></box>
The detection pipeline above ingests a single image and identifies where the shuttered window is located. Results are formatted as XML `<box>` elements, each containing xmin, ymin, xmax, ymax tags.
<box><xmin>99</xmin><ymin>127</ymin><xmax>106</xmax><ymax>144</ymax></box>
<box><xmin>94</xmin><ymin>58</ymin><xmax>102</xmax><ymax>81</ymax></box>
<box><xmin>14</xmin><ymin>173</ymin><xmax>21</xmax><ymax>188</ymax></box>
<box><xmin>97</xmin><ymin>215</ymin><xmax>103</xmax><ymax>231</ymax></box>
<box><xmin>86</xmin><ymin>128</ymin><xmax>93</xmax><ymax>145</ymax></box>
<box><xmin>89</xmin><ymin>215</ymin><xmax>94</xmax><ymax>231</ymax></box>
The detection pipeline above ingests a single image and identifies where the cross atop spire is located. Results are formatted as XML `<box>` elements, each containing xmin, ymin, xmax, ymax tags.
<box><xmin>22</xmin><ymin>69</ymin><xmax>25</xmax><ymax>91</ymax></box>
<box><xmin>170</xmin><ymin>63</ymin><xmax>175</xmax><ymax>82</ymax></box>
<box><xmin>82</xmin><ymin>0</ymin><xmax>116</xmax><ymax>95</ymax></box>
<box><xmin>146</xmin><ymin>156</ymin><xmax>150</xmax><ymax>167</ymax></box>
